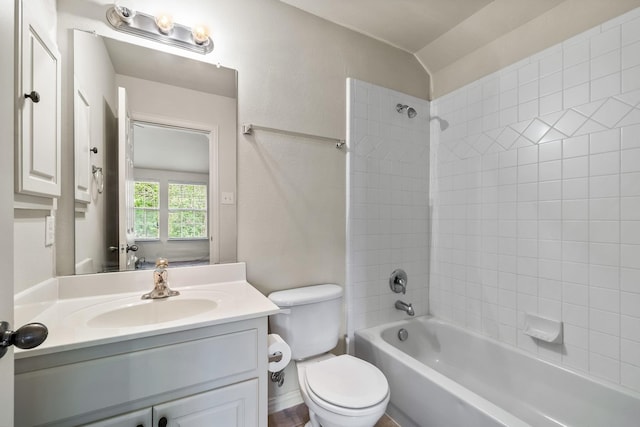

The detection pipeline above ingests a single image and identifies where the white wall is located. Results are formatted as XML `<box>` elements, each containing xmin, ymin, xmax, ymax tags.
<box><xmin>347</xmin><ymin>79</ymin><xmax>430</xmax><ymax>336</ymax></box>
<box><xmin>430</xmin><ymin>7</ymin><xmax>640</xmax><ymax>393</ymax></box>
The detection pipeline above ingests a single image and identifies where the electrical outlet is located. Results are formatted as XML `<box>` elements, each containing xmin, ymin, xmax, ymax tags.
<box><xmin>45</xmin><ymin>215</ymin><xmax>55</xmax><ymax>247</ymax></box>
<box><xmin>221</xmin><ymin>192</ymin><xmax>235</xmax><ymax>205</ymax></box>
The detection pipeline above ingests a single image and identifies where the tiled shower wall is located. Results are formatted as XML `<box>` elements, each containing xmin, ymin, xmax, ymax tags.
<box><xmin>430</xmin><ymin>8</ymin><xmax>640</xmax><ymax>392</ymax></box>
<box><xmin>346</xmin><ymin>79</ymin><xmax>430</xmax><ymax>337</ymax></box>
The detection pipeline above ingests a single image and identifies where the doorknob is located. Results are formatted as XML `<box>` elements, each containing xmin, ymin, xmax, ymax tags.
<box><xmin>126</xmin><ymin>244</ymin><xmax>139</xmax><ymax>252</ymax></box>
<box><xmin>0</xmin><ymin>321</ymin><xmax>48</xmax><ymax>358</ymax></box>
<box><xmin>24</xmin><ymin>90</ymin><xmax>40</xmax><ymax>103</ymax></box>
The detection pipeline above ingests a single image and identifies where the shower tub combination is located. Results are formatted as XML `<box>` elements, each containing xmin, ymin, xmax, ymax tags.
<box><xmin>355</xmin><ymin>316</ymin><xmax>640</xmax><ymax>427</ymax></box>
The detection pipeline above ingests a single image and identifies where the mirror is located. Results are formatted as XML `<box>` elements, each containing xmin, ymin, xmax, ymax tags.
<box><xmin>72</xmin><ymin>31</ymin><xmax>237</xmax><ymax>275</ymax></box>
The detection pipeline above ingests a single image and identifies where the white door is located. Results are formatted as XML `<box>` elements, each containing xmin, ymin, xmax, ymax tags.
<box><xmin>0</xmin><ymin>0</ymin><xmax>16</xmax><ymax>425</ymax></box>
<box><xmin>117</xmin><ymin>87</ymin><xmax>136</xmax><ymax>270</ymax></box>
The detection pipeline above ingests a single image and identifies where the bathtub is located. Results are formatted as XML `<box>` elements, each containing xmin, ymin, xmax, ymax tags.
<box><xmin>355</xmin><ymin>316</ymin><xmax>640</xmax><ymax>427</ymax></box>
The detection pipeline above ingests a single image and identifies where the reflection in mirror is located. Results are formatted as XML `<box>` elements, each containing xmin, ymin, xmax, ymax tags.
<box><xmin>72</xmin><ymin>30</ymin><xmax>237</xmax><ymax>275</ymax></box>
<box><xmin>131</xmin><ymin>122</ymin><xmax>211</xmax><ymax>270</ymax></box>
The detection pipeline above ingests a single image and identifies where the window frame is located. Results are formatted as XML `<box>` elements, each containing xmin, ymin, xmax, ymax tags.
<box><xmin>167</xmin><ymin>181</ymin><xmax>209</xmax><ymax>241</ymax></box>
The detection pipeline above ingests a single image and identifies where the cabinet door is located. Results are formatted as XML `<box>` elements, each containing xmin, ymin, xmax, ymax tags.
<box><xmin>17</xmin><ymin>0</ymin><xmax>61</xmax><ymax>197</ymax></box>
<box><xmin>153</xmin><ymin>379</ymin><xmax>258</xmax><ymax>427</ymax></box>
<box><xmin>80</xmin><ymin>408</ymin><xmax>152</xmax><ymax>427</ymax></box>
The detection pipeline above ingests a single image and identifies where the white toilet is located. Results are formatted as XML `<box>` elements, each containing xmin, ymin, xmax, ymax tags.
<box><xmin>268</xmin><ymin>284</ymin><xmax>390</xmax><ymax>427</ymax></box>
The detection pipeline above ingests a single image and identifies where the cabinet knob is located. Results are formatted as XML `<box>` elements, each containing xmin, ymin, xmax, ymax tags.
<box><xmin>136</xmin><ymin>425</ymin><xmax>143</xmax><ymax>427</ymax></box>
<box><xmin>24</xmin><ymin>90</ymin><xmax>40</xmax><ymax>103</ymax></box>
<box><xmin>158</xmin><ymin>417</ymin><xmax>167</xmax><ymax>427</ymax></box>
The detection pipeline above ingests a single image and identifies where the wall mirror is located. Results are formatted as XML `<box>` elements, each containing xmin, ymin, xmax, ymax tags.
<box><xmin>72</xmin><ymin>30</ymin><xmax>237</xmax><ymax>275</ymax></box>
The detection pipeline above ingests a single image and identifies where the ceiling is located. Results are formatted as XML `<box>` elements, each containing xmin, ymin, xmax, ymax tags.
<box><xmin>280</xmin><ymin>0</ymin><xmax>564</xmax><ymax>73</ymax></box>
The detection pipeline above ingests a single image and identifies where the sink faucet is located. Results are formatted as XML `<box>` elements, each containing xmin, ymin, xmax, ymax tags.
<box><xmin>395</xmin><ymin>300</ymin><xmax>415</xmax><ymax>316</ymax></box>
<box><xmin>142</xmin><ymin>258</ymin><xmax>180</xmax><ymax>300</ymax></box>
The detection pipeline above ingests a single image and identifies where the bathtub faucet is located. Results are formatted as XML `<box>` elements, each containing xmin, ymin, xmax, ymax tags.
<box><xmin>395</xmin><ymin>300</ymin><xmax>415</xmax><ymax>316</ymax></box>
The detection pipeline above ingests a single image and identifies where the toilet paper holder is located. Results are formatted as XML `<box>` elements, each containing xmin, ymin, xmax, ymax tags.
<box><xmin>268</xmin><ymin>351</ymin><xmax>283</xmax><ymax>363</ymax></box>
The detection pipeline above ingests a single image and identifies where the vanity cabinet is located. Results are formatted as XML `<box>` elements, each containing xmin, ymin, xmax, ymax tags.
<box><xmin>81</xmin><ymin>379</ymin><xmax>256</xmax><ymax>427</ymax></box>
<box><xmin>16</xmin><ymin>0</ymin><xmax>62</xmax><ymax>198</ymax></box>
<box><xmin>15</xmin><ymin>318</ymin><xmax>268</xmax><ymax>427</ymax></box>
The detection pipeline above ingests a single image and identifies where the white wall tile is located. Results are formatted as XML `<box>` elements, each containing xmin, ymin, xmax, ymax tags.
<box><xmin>429</xmin><ymin>7</ymin><xmax>640</xmax><ymax>394</ymax></box>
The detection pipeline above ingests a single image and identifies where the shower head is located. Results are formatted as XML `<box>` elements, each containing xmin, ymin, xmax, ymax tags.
<box><xmin>396</xmin><ymin>103</ymin><xmax>418</xmax><ymax>118</ymax></box>
<box><xmin>430</xmin><ymin>115</ymin><xmax>449</xmax><ymax>131</ymax></box>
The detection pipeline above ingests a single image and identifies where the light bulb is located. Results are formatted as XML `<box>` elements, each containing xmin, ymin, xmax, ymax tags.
<box><xmin>155</xmin><ymin>13</ymin><xmax>174</xmax><ymax>34</ymax></box>
<box><xmin>192</xmin><ymin>24</ymin><xmax>210</xmax><ymax>45</ymax></box>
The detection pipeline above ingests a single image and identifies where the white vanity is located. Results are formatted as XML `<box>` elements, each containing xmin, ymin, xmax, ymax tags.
<box><xmin>14</xmin><ymin>263</ymin><xmax>279</xmax><ymax>427</ymax></box>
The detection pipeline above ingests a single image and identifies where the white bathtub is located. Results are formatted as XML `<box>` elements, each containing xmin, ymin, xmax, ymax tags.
<box><xmin>355</xmin><ymin>316</ymin><xmax>640</xmax><ymax>427</ymax></box>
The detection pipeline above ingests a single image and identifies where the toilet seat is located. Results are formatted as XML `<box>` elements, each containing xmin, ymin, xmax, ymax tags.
<box><xmin>304</xmin><ymin>355</ymin><xmax>389</xmax><ymax>410</ymax></box>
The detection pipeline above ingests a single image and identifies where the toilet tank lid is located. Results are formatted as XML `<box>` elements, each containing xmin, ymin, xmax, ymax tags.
<box><xmin>268</xmin><ymin>284</ymin><xmax>343</xmax><ymax>307</ymax></box>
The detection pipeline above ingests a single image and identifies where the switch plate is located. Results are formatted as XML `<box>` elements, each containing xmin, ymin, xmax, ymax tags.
<box><xmin>45</xmin><ymin>215</ymin><xmax>55</xmax><ymax>247</ymax></box>
<box><xmin>221</xmin><ymin>192</ymin><xmax>235</xmax><ymax>205</ymax></box>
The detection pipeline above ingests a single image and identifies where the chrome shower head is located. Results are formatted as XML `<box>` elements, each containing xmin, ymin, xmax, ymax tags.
<box><xmin>396</xmin><ymin>103</ymin><xmax>417</xmax><ymax>118</ymax></box>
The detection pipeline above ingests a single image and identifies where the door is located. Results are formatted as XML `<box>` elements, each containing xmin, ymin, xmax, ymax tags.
<box><xmin>117</xmin><ymin>87</ymin><xmax>136</xmax><ymax>270</ymax></box>
<box><xmin>153</xmin><ymin>379</ymin><xmax>258</xmax><ymax>427</ymax></box>
<box><xmin>0</xmin><ymin>0</ymin><xmax>16</xmax><ymax>425</ymax></box>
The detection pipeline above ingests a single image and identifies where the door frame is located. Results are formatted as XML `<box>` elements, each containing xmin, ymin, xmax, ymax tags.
<box><xmin>0</xmin><ymin>1</ymin><xmax>17</xmax><ymax>425</ymax></box>
<box><xmin>130</xmin><ymin>112</ymin><xmax>219</xmax><ymax>264</ymax></box>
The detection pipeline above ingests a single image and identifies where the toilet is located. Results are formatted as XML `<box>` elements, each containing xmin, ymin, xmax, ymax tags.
<box><xmin>268</xmin><ymin>284</ymin><xmax>390</xmax><ymax>427</ymax></box>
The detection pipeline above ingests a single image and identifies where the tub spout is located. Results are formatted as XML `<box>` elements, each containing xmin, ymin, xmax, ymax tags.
<box><xmin>395</xmin><ymin>300</ymin><xmax>415</xmax><ymax>316</ymax></box>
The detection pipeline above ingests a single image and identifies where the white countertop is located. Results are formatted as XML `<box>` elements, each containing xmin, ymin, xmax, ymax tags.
<box><xmin>14</xmin><ymin>263</ymin><xmax>280</xmax><ymax>359</ymax></box>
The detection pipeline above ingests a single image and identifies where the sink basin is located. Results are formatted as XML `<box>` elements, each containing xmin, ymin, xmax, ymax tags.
<box><xmin>87</xmin><ymin>298</ymin><xmax>218</xmax><ymax>328</ymax></box>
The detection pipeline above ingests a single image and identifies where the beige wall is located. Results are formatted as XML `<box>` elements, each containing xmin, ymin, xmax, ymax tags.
<box><xmin>426</xmin><ymin>0</ymin><xmax>640</xmax><ymax>98</ymax></box>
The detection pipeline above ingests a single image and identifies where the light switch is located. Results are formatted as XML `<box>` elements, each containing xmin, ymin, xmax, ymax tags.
<box><xmin>45</xmin><ymin>215</ymin><xmax>55</xmax><ymax>247</ymax></box>
<box><xmin>221</xmin><ymin>192</ymin><xmax>235</xmax><ymax>205</ymax></box>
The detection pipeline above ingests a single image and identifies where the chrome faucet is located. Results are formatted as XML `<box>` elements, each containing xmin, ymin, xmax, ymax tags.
<box><xmin>389</xmin><ymin>269</ymin><xmax>408</xmax><ymax>294</ymax></box>
<box><xmin>142</xmin><ymin>258</ymin><xmax>180</xmax><ymax>300</ymax></box>
<box><xmin>395</xmin><ymin>300</ymin><xmax>415</xmax><ymax>316</ymax></box>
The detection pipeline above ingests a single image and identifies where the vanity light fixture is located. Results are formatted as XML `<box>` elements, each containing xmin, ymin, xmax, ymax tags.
<box><xmin>106</xmin><ymin>4</ymin><xmax>214</xmax><ymax>55</ymax></box>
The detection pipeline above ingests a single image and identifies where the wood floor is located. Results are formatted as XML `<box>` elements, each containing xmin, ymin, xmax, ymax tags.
<box><xmin>268</xmin><ymin>403</ymin><xmax>400</xmax><ymax>427</ymax></box>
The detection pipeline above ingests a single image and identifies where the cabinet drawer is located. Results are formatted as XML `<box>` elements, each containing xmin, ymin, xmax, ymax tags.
<box><xmin>16</xmin><ymin>329</ymin><xmax>258</xmax><ymax>426</ymax></box>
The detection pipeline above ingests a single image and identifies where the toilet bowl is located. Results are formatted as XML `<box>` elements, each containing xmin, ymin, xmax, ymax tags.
<box><xmin>268</xmin><ymin>285</ymin><xmax>390</xmax><ymax>427</ymax></box>
<box><xmin>297</xmin><ymin>354</ymin><xmax>390</xmax><ymax>427</ymax></box>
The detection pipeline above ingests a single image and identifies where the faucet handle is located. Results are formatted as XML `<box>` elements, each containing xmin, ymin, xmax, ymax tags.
<box><xmin>389</xmin><ymin>269</ymin><xmax>408</xmax><ymax>294</ymax></box>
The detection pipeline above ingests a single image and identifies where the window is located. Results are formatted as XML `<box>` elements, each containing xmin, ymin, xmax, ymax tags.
<box><xmin>134</xmin><ymin>181</ymin><xmax>159</xmax><ymax>239</ymax></box>
<box><xmin>168</xmin><ymin>183</ymin><xmax>208</xmax><ymax>239</ymax></box>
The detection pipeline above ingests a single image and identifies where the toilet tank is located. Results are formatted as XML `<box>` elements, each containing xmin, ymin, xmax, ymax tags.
<box><xmin>268</xmin><ymin>284</ymin><xmax>343</xmax><ymax>360</ymax></box>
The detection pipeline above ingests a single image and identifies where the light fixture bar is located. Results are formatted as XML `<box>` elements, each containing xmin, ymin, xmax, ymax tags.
<box><xmin>106</xmin><ymin>6</ymin><xmax>213</xmax><ymax>55</ymax></box>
